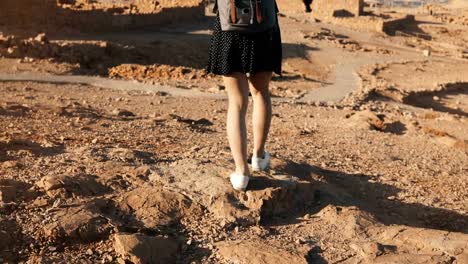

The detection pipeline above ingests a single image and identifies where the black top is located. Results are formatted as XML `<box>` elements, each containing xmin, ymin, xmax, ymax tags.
<box><xmin>206</xmin><ymin>0</ymin><xmax>283</xmax><ymax>75</ymax></box>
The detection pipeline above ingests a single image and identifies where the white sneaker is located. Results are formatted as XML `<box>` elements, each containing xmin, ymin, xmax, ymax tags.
<box><xmin>230</xmin><ymin>172</ymin><xmax>249</xmax><ymax>191</ymax></box>
<box><xmin>251</xmin><ymin>152</ymin><xmax>270</xmax><ymax>171</ymax></box>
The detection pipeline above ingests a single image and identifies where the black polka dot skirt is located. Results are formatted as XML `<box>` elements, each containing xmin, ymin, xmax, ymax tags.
<box><xmin>206</xmin><ymin>15</ymin><xmax>283</xmax><ymax>76</ymax></box>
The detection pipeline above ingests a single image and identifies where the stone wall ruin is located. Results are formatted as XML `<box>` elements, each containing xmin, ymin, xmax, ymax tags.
<box><xmin>0</xmin><ymin>0</ymin><xmax>205</xmax><ymax>32</ymax></box>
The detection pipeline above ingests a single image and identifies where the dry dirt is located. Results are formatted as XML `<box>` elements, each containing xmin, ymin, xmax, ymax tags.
<box><xmin>0</xmin><ymin>1</ymin><xmax>467</xmax><ymax>264</ymax></box>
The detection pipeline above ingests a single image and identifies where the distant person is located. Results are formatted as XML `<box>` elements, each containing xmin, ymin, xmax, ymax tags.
<box><xmin>207</xmin><ymin>0</ymin><xmax>282</xmax><ymax>191</ymax></box>
<box><xmin>304</xmin><ymin>0</ymin><xmax>313</xmax><ymax>13</ymax></box>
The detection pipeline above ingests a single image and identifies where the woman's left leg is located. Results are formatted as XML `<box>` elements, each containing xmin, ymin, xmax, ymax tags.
<box><xmin>249</xmin><ymin>72</ymin><xmax>273</xmax><ymax>158</ymax></box>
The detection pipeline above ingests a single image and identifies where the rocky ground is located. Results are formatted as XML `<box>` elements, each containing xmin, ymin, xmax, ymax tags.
<box><xmin>0</xmin><ymin>1</ymin><xmax>467</xmax><ymax>264</ymax></box>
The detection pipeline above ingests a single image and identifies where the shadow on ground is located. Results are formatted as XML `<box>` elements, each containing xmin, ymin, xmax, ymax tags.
<box><xmin>268</xmin><ymin>160</ymin><xmax>468</xmax><ymax>233</ymax></box>
<box><xmin>0</xmin><ymin>139</ymin><xmax>64</xmax><ymax>161</ymax></box>
<box><xmin>404</xmin><ymin>82</ymin><xmax>468</xmax><ymax>117</ymax></box>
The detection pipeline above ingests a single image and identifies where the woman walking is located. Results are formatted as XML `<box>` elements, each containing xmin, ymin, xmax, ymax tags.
<box><xmin>206</xmin><ymin>0</ymin><xmax>282</xmax><ymax>191</ymax></box>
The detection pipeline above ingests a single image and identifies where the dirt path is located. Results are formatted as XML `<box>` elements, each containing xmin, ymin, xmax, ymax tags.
<box><xmin>0</xmin><ymin>72</ymin><xmax>223</xmax><ymax>99</ymax></box>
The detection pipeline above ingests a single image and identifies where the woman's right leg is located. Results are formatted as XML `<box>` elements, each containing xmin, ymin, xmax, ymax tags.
<box><xmin>223</xmin><ymin>72</ymin><xmax>250</xmax><ymax>176</ymax></box>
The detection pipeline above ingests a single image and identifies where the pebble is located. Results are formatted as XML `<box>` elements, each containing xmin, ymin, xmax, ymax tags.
<box><xmin>112</xmin><ymin>109</ymin><xmax>135</xmax><ymax>117</ymax></box>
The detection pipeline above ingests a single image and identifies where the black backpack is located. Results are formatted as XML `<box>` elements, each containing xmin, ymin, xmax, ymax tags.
<box><xmin>215</xmin><ymin>0</ymin><xmax>278</xmax><ymax>33</ymax></box>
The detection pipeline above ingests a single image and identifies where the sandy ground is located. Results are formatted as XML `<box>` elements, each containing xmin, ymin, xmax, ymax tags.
<box><xmin>0</xmin><ymin>1</ymin><xmax>467</xmax><ymax>264</ymax></box>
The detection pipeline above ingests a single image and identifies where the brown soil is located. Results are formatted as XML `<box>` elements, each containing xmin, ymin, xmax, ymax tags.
<box><xmin>0</xmin><ymin>1</ymin><xmax>467</xmax><ymax>264</ymax></box>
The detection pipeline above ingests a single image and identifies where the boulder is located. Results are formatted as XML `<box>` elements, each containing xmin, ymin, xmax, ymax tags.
<box><xmin>43</xmin><ymin>201</ymin><xmax>111</xmax><ymax>242</ymax></box>
<box><xmin>114</xmin><ymin>233</ymin><xmax>179</xmax><ymax>264</ymax></box>
<box><xmin>36</xmin><ymin>174</ymin><xmax>108</xmax><ymax>198</ymax></box>
<box><xmin>312</xmin><ymin>0</ymin><xmax>364</xmax><ymax>20</ymax></box>
<box><xmin>118</xmin><ymin>187</ymin><xmax>202</xmax><ymax>229</ymax></box>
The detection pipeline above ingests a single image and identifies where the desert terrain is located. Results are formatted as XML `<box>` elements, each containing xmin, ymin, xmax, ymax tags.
<box><xmin>0</xmin><ymin>0</ymin><xmax>467</xmax><ymax>263</ymax></box>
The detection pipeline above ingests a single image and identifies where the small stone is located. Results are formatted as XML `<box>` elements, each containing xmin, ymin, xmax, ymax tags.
<box><xmin>86</xmin><ymin>249</ymin><xmax>93</xmax><ymax>255</ymax></box>
<box><xmin>32</xmin><ymin>197</ymin><xmax>48</xmax><ymax>207</ymax></box>
<box><xmin>2</xmin><ymin>160</ymin><xmax>18</xmax><ymax>169</ymax></box>
<box><xmin>433</xmin><ymin>96</ymin><xmax>440</xmax><ymax>101</ymax></box>
<box><xmin>191</xmin><ymin>146</ymin><xmax>201</xmax><ymax>152</ymax></box>
<box><xmin>208</xmin><ymin>85</ymin><xmax>225</xmax><ymax>93</ymax></box>
<box><xmin>362</xmin><ymin>242</ymin><xmax>383</xmax><ymax>258</ymax></box>
<box><xmin>92</xmin><ymin>138</ymin><xmax>99</xmax><ymax>144</ymax></box>
<box><xmin>350</xmin><ymin>241</ymin><xmax>383</xmax><ymax>259</ymax></box>
<box><xmin>148</xmin><ymin>170</ymin><xmax>163</xmax><ymax>182</ymax></box>
<box><xmin>133</xmin><ymin>166</ymin><xmax>152</xmax><ymax>177</ymax></box>
<box><xmin>24</xmin><ymin>57</ymin><xmax>35</xmax><ymax>63</ymax></box>
<box><xmin>34</xmin><ymin>33</ymin><xmax>49</xmax><ymax>43</ymax></box>
<box><xmin>112</xmin><ymin>109</ymin><xmax>135</xmax><ymax>117</ymax></box>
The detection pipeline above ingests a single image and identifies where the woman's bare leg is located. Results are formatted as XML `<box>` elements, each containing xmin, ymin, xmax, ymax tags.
<box><xmin>249</xmin><ymin>72</ymin><xmax>273</xmax><ymax>158</ymax></box>
<box><xmin>223</xmin><ymin>72</ymin><xmax>250</xmax><ymax>176</ymax></box>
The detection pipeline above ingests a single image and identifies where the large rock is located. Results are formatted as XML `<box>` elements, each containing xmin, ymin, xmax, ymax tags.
<box><xmin>216</xmin><ymin>240</ymin><xmax>308</xmax><ymax>264</ymax></box>
<box><xmin>114</xmin><ymin>233</ymin><xmax>179</xmax><ymax>264</ymax></box>
<box><xmin>376</xmin><ymin>226</ymin><xmax>468</xmax><ymax>256</ymax></box>
<box><xmin>373</xmin><ymin>253</ymin><xmax>454</xmax><ymax>264</ymax></box>
<box><xmin>118</xmin><ymin>187</ymin><xmax>203</xmax><ymax>229</ymax></box>
<box><xmin>43</xmin><ymin>201</ymin><xmax>111</xmax><ymax>242</ymax></box>
<box><xmin>156</xmin><ymin>159</ymin><xmax>317</xmax><ymax>226</ymax></box>
<box><xmin>312</xmin><ymin>0</ymin><xmax>364</xmax><ymax>20</ymax></box>
<box><xmin>36</xmin><ymin>174</ymin><xmax>108</xmax><ymax>198</ymax></box>
<box><xmin>210</xmin><ymin>175</ymin><xmax>317</xmax><ymax>225</ymax></box>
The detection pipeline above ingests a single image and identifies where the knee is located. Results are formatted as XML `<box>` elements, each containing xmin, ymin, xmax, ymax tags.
<box><xmin>250</xmin><ymin>87</ymin><xmax>261</xmax><ymax>97</ymax></box>
<box><xmin>229</xmin><ymin>95</ymin><xmax>249</xmax><ymax>112</ymax></box>
<box><xmin>250</xmin><ymin>86</ymin><xmax>269</xmax><ymax>98</ymax></box>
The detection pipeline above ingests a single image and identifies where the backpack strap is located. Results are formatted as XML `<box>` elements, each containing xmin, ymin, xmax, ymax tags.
<box><xmin>230</xmin><ymin>0</ymin><xmax>237</xmax><ymax>23</ymax></box>
<box><xmin>256</xmin><ymin>0</ymin><xmax>263</xmax><ymax>23</ymax></box>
